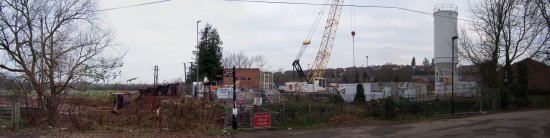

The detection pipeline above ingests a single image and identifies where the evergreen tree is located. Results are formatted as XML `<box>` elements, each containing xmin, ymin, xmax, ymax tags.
<box><xmin>192</xmin><ymin>23</ymin><xmax>223</xmax><ymax>81</ymax></box>
<box><xmin>411</xmin><ymin>57</ymin><xmax>416</xmax><ymax>66</ymax></box>
<box><xmin>354</xmin><ymin>83</ymin><xmax>366</xmax><ymax>104</ymax></box>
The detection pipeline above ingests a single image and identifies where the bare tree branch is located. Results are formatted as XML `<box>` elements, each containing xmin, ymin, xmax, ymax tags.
<box><xmin>0</xmin><ymin>64</ymin><xmax>24</xmax><ymax>72</ymax></box>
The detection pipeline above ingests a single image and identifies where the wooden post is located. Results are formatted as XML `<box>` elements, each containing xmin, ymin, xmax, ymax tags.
<box><xmin>13</xmin><ymin>105</ymin><xmax>20</xmax><ymax>131</ymax></box>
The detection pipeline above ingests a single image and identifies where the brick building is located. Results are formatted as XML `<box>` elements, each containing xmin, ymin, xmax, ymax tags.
<box><xmin>511</xmin><ymin>58</ymin><xmax>550</xmax><ymax>91</ymax></box>
<box><xmin>223</xmin><ymin>68</ymin><xmax>260</xmax><ymax>91</ymax></box>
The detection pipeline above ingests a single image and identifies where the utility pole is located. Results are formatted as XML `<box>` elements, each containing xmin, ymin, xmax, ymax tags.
<box><xmin>451</xmin><ymin>36</ymin><xmax>458</xmax><ymax>116</ymax></box>
<box><xmin>183</xmin><ymin>63</ymin><xmax>187</xmax><ymax>82</ymax></box>
<box><xmin>154</xmin><ymin>65</ymin><xmax>158</xmax><ymax>87</ymax></box>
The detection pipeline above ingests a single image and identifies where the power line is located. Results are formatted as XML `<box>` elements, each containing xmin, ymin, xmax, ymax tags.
<box><xmin>96</xmin><ymin>0</ymin><xmax>172</xmax><ymax>12</ymax></box>
<box><xmin>225</xmin><ymin>0</ymin><xmax>472</xmax><ymax>22</ymax></box>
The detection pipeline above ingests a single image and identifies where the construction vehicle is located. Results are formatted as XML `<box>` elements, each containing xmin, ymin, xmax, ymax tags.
<box><xmin>292</xmin><ymin>0</ymin><xmax>345</xmax><ymax>89</ymax></box>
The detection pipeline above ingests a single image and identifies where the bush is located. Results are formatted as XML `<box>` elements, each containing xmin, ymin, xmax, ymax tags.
<box><xmin>331</xmin><ymin>94</ymin><xmax>345</xmax><ymax>104</ymax></box>
<box><xmin>159</xmin><ymin>99</ymin><xmax>226</xmax><ymax>131</ymax></box>
<box><xmin>500</xmin><ymin>89</ymin><xmax>512</xmax><ymax>110</ymax></box>
<box><xmin>383</xmin><ymin>97</ymin><xmax>397</xmax><ymax>120</ymax></box>
<box><xmin>283</xmin><ymin>104</ymin><xmax>320</xmax><ymax>127</ymax></box>
<box><xmin>370</xmin><ymin>100</ymin><xmax>383</xmax><ymax>118</ymax></box>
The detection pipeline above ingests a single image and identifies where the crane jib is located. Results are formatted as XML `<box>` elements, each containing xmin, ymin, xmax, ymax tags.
<box><xmin>309</xmin><ymin>0</ymin><xmax>344</xmax><ymax>83</ymax></box>
<box><xmin>291</xmin><ymin>0</ymin><xmax>345</xmax><ymax>84</ymax></box>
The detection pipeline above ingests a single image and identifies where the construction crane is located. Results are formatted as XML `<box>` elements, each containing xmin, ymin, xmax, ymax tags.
<box><xmin>292</xmin><ymin>39</ymin><xmax>310</xmax><ymax>82</ymax></box>
<box><xmin>293</xmin><ymin>0</ymin><xmax>345</xmax><ymax>83</ymax></box>
<box><xmin>292</xmin><ymin>0</ymin><xmax>329</xmax><ymax>83</ymax></box>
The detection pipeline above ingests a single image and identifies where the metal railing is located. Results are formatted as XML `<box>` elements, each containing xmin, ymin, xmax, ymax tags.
<box><xmin>434</xmin><ymin>3</ymin><xmax>457</xmax><ymax>12</ymax></box>
<box><xmin>231</xmin><ymin>86</ymin><xmax>539</xmax><ymax>129</ymax></box>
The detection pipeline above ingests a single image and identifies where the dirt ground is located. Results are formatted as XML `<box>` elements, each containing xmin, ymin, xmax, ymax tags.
<box><xmin>235</xmin><ymin>109</ymin><xmax>550</xmax><ymax>138</ymax></box>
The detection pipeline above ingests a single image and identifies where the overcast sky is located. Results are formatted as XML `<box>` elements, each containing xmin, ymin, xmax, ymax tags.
<box><xmin>97</xmin><ymin>0</ymin><xmax>476</xmax><ymax>83</ymax></box>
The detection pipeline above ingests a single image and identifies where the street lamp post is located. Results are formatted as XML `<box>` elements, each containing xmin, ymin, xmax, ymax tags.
<box><xmin>451</xmin><ymin>36</ymin><xmax>458</xmax><ymax>115</ymax></box>
<box><xmin>366</xmin><ymin>56</ymin><xmax>369</xmax><ymax>82</ymax></box>
<box><xmin>366</xmin><ymin>56</ymin><xmax>369</xmax><ymax>67</ymax></box>
<box><xmin>195</xmin><ymin>20</ymin><xmax>201</xmax><ymax>98</ymax></box>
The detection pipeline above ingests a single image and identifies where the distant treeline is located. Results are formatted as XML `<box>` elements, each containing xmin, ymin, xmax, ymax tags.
<box><xmin>85</xmin><ymin>83</ymin><xmax>153</xmax><ymax>91</ymax></box>
<box><xmin>272</xmin><ymin>64</ymin><xmax>467</xmax><ymax>85</ymax></box>
<box><xmin>0</xmin><ymin>72</ymin><xmax>154</xmax><ymax>91</ymax></box>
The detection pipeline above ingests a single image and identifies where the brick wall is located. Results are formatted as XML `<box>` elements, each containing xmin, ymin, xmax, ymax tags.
<box><xmin>223</xmin><ymin>68</ymin><xmax>260</xmax><ymax>91</ymax></box>
<box><xmin>514</xmin><ymin>59</ymin><xmax>550</xmax><ymax>91</ymax></box>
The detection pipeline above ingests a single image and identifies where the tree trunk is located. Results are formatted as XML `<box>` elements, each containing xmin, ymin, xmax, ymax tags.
<box><xmin>46</xmin><ymin>93</ymin><xmax>59</xmax><ymax>126</ymax></box>
<box><xmin>505</xmin><ymin>51</ymin><xmax>513</xmax><ymax>87</ymax></box>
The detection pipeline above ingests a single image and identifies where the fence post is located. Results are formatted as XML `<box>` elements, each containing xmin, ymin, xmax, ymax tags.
<box><xmin>426</xmin><ymin>100</ymin><xmax>429</xmax><ymax>117</ymax></box>
<box><xmin>320</xmin><ymin>106</ymin><xmax>323</xmax><ymax>122</ymax></box>
<box><xmin>11</xmin><ymin>89</ymin><xmax>20</xmax><ymax>131</ymax></box>
<box><xmin>479</xmin><ymin>92</ymin><xmax>483</xmax><ymax>112</ymax></box>
<box><xmin>281</xmin><ymin>103</ymin><xmax>285</xmax><ymax>128</ymax></box>
<box><xmin>251</xmin><ymin>106</ymin><xmax>255</xmax><ymax>130</ymax></box>
<box><xmin>498</xmin><ymin>90</ymin><xmax>501</xmax><ymax>111</ymax></box>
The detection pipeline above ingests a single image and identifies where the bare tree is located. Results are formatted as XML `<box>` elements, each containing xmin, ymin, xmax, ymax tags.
<box><xmin>222</xmin><ymin>51</ymin><xmax>248</xmax><ymax>68</ymax></box>
<box><xmin>222</xmin><ymin>51</ymin><xmax>269</xmax><ymax>70</ymax></box>
<box><xmin>534</xmin><ymin>0</ymin><xmax>550</xmax><ymax>64</ymax></box>
<box><xmin>501</xmin><ymin>0</ymin><xmax>549</xmax><ymax>84</ymax></box>
<box><xmin>460</xmin><ymin>0</ymin><xmax>549</xmax><ymax>87</ymax></box>
<box><xmin>422</xmin><ymin>57</ymin><xmax>430</xmax><ymax>66</ymax></box>
<box><xmin>0</xmin><ymin>0</ymin><xmax>121</xmax><ymax>126</ymax></box>
<box><xmin>251</xmin><ymin>55</ymin><xmax>268</xmax><ymax>70</ymax></box>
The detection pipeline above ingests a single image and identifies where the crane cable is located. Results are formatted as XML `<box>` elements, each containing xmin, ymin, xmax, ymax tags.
<box><xmin>306</xmin><ymin>0</ymin><xmax>330</xmax><ymax>40</ymax></box>
<box><xmin>350</xmin><ymin>0</ymin><xmax>356</xmax><ymax>32</ymax></box>
<box><xmin>351</xmin><ymin>0</ymin><xmax>356</xmax><ymax>67</ymax></box>
<box><xmin>97</xmin><ymin>0</ymin><xmax>172</xmax><ymax>12</ymax></box>
<box><xmin>295</xmin><ymin>0</ymin><xmax>330</xmax><ymax>60</ymax></box>
<box><xmin>225</xmin><ymin>0</ymin><xmax>472</xmax><ymax>22</ymax></box>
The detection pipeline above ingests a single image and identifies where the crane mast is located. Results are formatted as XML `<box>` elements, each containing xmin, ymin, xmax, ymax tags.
<box><xmin>309</xmin><ymin>0</ymin><xmax>344</xmax><ymax>83</ymax></box>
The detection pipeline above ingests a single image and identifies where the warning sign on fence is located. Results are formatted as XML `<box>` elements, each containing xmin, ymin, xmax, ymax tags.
<box><xmin>254</xmin><ymin>97</ymin><xmax>263</xmax><ymax>105</ymax></box>
<box><xmin>253</xmin><ymin>112</ymin><xmax>271</xmax><ymax>129</ymax></box>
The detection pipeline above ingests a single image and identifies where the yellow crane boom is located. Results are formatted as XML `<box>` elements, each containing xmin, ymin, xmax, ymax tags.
<box><xmin>308</xmin><ymin>0</ymin><xmax>344</xmax><ymax>83</ymax></box>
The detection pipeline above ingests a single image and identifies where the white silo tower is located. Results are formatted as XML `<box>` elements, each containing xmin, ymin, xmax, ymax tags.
<box><xmin>433</xmin><ymin>3</ymin><xmax>458</xmax><ymax>96</ymax></box>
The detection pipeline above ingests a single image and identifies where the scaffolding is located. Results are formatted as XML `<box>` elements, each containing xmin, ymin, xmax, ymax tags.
<box><xmin>260</xmin><ymin>72</ymin><xmax>280</xmax><ymax>103</ymax></box>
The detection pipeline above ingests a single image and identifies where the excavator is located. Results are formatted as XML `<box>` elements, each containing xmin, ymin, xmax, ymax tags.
<box><xmin>291</xmin><ymin>0</ymin><xmax>348</xmax><ymax>92</ymax></box>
